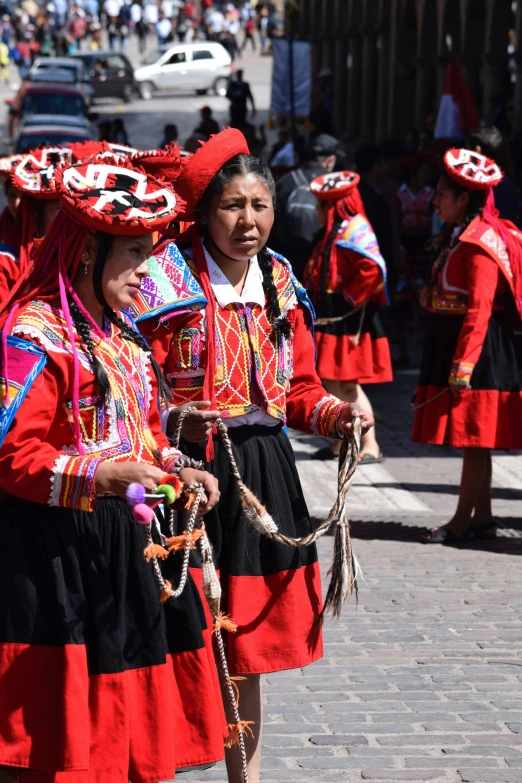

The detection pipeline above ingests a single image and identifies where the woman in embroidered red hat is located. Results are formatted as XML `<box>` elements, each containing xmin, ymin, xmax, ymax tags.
<box><xmin>304</xmin><ymin>170</ymin><xmax>393</xmax><ymax>462</ymax></box>
<box><xmin>0</xmin><ymin>154</ymin><xmax>226</xmax><ymax>783</ymax></box>
<box><xmin>136</xmin><ymin>129</ymin><xmax>375</xmax><ymax>783</ymax></box>
<box><xmin>413</xmin><ymin>148</ymin><xmax>522</xmax><ymax>544</ymax></box>
<box><xmin>0</xmin><ymin>147</ymin><xmax>70</xmax><ymax>304</ymax></box>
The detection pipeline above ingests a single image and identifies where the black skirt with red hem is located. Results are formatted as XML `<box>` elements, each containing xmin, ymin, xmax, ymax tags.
<box><xmin>182</xmin><ymin>425</ymin><xmax>324</xmax><ymax>675</ymax></box>
<box><xmin>313</xmin><ymin>293</ymin><xmax>393</xmax><ymax>383</ymax></box>
<box><xmin>0</xmin><ymin>496</ymin><xmax>225</xmax><ymax>783</ymax></box>
<box><xmin>412</xmin><ymin>312</ymin><xmax>522</xmax><ymax>449</ymax></box>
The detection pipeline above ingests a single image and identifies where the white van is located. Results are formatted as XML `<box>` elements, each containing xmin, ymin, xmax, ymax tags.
<box><xmin>134</xmin><ymin>41</ymin><xmax>232</xmax><ymax>100</ymax></box>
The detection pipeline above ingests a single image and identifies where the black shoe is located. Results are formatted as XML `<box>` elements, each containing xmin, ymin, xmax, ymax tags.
<box><xmin>311</xmin><ymin>446</ymin><xmax>338</xmax><ymax>461</ymax></box>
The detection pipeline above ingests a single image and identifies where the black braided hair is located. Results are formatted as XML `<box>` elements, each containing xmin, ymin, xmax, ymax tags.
<box><xmin>257</xmin><ymin>245</ymin><xmax>291</xmax><ymax>339</ymax></box>
<box><xmin>104</xmin><ymin>308</ymin><xmax>172</xmax><ymax>404</ymax></box>
<box><xmin>320</xmin><ymin>214</ymin><xmax>344</xmax><ymax>293</ymax></box>
<box><xmin>197</xmin><ymin>152</ymin><xmax>291</xmax><ymax>340</ymax></box>
<box><xmin>91</xmin><ymin>231</ymin><xmax>173</xmax><ymax>405</ymax></box>
<box><xmin>68</xmin><ymin>296</ymin><xmax>111</xmax><ymax>401</ymax></box>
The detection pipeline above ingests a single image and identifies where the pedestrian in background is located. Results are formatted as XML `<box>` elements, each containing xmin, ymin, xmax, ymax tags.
<box><xmin>226</xmin><ymin>68</ymin><xmax>255</xmax><ymax>130</ymax></box>
<box><xmin>274</xmin><ymin>133</ymin><xmax>341</xmax><ymax>281</ymax></box>
<box><xmin>194</xmin><ymin>105</ymin><xmax>220</xmax><ymax>138</ymax></box>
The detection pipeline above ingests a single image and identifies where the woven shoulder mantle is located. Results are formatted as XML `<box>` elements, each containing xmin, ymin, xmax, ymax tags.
<box><xmin>0</xmin><ymin>331</ymin><xmax>47</xmax><ymax>448</ymax></box>
<box><xmin>133</xmin><ymin>240</ymin><xmax>208</xmax><ymax>323</ymax></box>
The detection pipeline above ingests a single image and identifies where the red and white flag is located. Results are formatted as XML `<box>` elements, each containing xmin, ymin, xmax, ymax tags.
<box><xmin>434</xmin><ymin>60</ymin><xmax>481</xmax><ymax>139</ymax></box>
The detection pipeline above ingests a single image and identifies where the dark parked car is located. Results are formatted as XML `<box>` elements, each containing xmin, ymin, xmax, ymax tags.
<box><xmin>14</xmin><ymin>114</ymin><xmax>95</xmax><ymax>152</ymax></box>
<box><xmin>70</xmin><ymin>51</ymin><xmax>137</xmax><ymax>103</ymax></box>
<box><xmin>14</xmin><ymin>122</ymin><xmax>93</xmax><ymax>153</ymax></box>
<box><xmin>6</xmin><ymin>81</ymin><xmax>88</xmax><ymax>137</ymax></box>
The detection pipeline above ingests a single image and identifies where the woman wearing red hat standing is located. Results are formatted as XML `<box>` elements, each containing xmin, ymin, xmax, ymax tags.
<box><xmin>413</xmin><ymin>148</ymin><xmax>522</xmax><ymax>544</ymax></box>
<box><xmin>0</xmin><ymin>154</ymin><xmax>225</xmax><ymax>782</ymax></box>
<box><xmin>136</xmin><ymin>129</ymin><xmax>374</xmax><ymax>783</ymax></box>
<box><xmin>0</xmin><ymin>147</ymin><xmax>68</xmax><ymax>304</ymax></box>
<box><xmin>304</xmin><ymin>170</ymin><xmax>392</xmax><ymax>462</ymax></box>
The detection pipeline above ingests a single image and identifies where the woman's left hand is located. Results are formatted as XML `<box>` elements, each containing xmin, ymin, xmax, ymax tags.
<box><xmin>337</xmin><ymin>403</ymin><xmax>374</xmax><ymax>437</ymax></box>
<box><xmin>178</xmin><ymin>468</ymin><xmax>220</xmax><ymax>514</ymax></box>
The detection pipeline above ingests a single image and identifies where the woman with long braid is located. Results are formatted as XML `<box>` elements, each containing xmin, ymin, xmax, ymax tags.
<box><xmin>135</xmin><ymin>129</ymin><xmax>375</xmax><ymax>783</ymax></box>
<box><xmin>304</xmin><ymin>170</ymin><xmax>393</xmax><ymax>461</ymax></box>
<box><xmin>414</xmin><ymin>149</ymin><xmax>522</xmax><ymax>544</ymax></box>
<box><xmin>0</xmin><ymin>154</ymin><xmax>226</xmax><ymax>782</ymax></box>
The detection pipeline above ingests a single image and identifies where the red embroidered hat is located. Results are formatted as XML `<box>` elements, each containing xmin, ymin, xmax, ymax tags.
<box><xmin>444</xmin><ymin>148</ymin><xmax>503</xmax><ymax>190</ymax></box>
<box><xmin>12</xmin><ymin>147</ymin><xmax>74</xmax><ymax>199</ymax></box>
<box><xmin>0</xmin><ymin>154</ymin><xmax>22</xmax><ymax>179</ymax></box>
<box><xmin>132</xmin><ymin>144</ymin><xmax>185</xmax><ymax>183</ymax></box>
<box><xmin>310</xmin><ymin>170</ymin><xmax>361</xmax><ymax>201</ymax></box>
<box><xmin>67</xmin><ymin>140</ymin><xmax>111</xmax><ymax>162</ymax></box>
<box><xmin>175</xmin><ymin>128</ymin><xmax>250</xmax><ymax>220</ymax></box>
<box><xmin>108</xmin><ymin>142</ymin><xmax>138</xmax><ymax>156</ymax></box>
<box><xmin>55</xmin><ymin>155</ymin><xmax>181</xmax><ymax>235</ymax></box>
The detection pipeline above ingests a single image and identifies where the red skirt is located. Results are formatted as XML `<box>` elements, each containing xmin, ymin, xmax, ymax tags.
<box><xmin>0</xmin><ymin>496</ymin><xmax>226</xmax><ymax>783</ymax></box>
<box><xmin>183</xmin><ymin>425</ymin><xmax>324</xmax><ymax>675</ymax></box>
<box><xmin>313</xmin><ymin>293</ymin><xmax>393</xmax><ymax>383</ymax></box>
<box><xmin>413</xmin><ymin>313</ymin><xmax>522</xmax><ymax>449</ymax></box>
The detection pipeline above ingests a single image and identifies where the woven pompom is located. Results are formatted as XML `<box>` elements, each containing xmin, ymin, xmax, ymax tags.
<box><xmin>132</xmin><ymin>503</ymin><xmax>155</xmax><ymax>525</ymax></box>
<box><xmin>155</xmin><ymin>484</ymin><xmax>176</xmax><ymax>505</ymax></box>
<box><xmin>126</xmin><ymin>482</ymin><xmax>146</xmax><ymax>507</ymax></box>
<box><xmin>159</xmin><ymin>474</ymin><xmax>184</xmax><ymax>495</ymax></box>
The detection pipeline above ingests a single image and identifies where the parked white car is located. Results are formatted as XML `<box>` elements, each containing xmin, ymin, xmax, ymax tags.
<box><xmin>134</xmin><ymin>42</ymin><xmax>232</xmax><ymax>100</ymax></box>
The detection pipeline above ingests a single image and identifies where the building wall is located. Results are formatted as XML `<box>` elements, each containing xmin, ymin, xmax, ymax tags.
<box><xmin>291</xmin><ymin>0</ymin><xmax>521</xmax><ymax>142</ymax></box>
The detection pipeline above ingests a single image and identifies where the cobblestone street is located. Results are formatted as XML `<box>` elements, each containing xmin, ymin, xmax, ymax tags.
<box><xmin>182</xmin><ymin>369</ymin><xmax>522</xmax><ymax>783</ymax></box>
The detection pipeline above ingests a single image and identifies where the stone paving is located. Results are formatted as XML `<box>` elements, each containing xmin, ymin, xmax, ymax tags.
<box><xmin>180</xmin><ymin>369</ymin><xmax>522</xmax><ymax>783</ymax></box>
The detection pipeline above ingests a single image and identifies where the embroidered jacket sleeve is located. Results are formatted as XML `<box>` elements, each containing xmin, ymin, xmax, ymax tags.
<box><xmin>0</xmin><ymin>356</ymin><xmax>101</xmax><ymax>511</ymax></box>
<box><xmin>286</xmin><ymin>304</ymin><xmax>346</xmax><ymax>438</ymax></box>
<box><xmin>450</xmin><ymin>248</ymin><xmax>499</xmax><ymax>389</ymax></box>
<box><xmin>338</xmin><ymin>247</ymin><xmax>384</xmax><ymax>307</ymax></box>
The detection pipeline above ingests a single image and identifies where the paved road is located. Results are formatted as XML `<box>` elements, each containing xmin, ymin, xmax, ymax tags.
<box><xmin>179</xmin><ymin>370</ymin><xmax>522</xmax><ymax>783</ymax></box>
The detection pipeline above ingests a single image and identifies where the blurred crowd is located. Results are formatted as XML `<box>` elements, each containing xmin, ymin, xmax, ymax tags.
<box><xmin>0</xmin><ymin>0</ymin><xmax>281</xmax><ymax>71</ymax></box>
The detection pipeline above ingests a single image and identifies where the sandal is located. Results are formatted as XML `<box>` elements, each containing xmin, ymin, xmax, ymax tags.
<box><xmin>420</xmin><ymin>525</ymin><xmax>475</xmax><ymax>545</ymax></box>
<box><xmin>311</xmin><ymin>446</ymin><xmax>339</xmax><ymax>461</ymax></box>
<box><xmin>358</xmin><ymin>451</ymin><xmax>384</xmax><ymax>465</ymax></box>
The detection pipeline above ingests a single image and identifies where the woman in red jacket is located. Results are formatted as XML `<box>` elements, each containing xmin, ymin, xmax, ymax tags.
<box><xmin>305</xmin><ymin>170</ymin><xmax>393</xmax><ymax>461</ymax></box>
<box><xmin>135</xmin><ymin>129</ymin><xmax>374</xmax><ymax>783</ymax></box>
<box><xmin>0</xmin><ymin>153</ymin><xmax>224</xmax><ymax>782</ymax></box>
<box><xmin>413</xmin><ymin>148</ymin><xmax>522</xmax><ymax>544</ymax></box>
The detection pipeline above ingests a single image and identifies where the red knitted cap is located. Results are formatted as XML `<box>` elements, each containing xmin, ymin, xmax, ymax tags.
<box><xmin>55</xmin><ymin>155</ymin><xmax>182</xmax><ymax>235</ymax></box>
<box><xmin>443</xmin><ymin>148</ymin><xmax>503</xmax><ymax>191</ymax></box>
<box><xmin>175</xmin><ymin>128</ymin><xmax>250</xmax><ymax>220</ymax></box>
<box><xmin>310</xmin><ymin>170</ymin><xmax>360</xmax><ymax>201</ymax></box>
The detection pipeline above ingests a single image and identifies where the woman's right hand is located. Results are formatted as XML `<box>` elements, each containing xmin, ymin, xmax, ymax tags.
<box><xmin>167</xmin><ymin>401</ymin><xmax>220</xmax><ymax>443</ymax></box>
<box><xmin>95</xmin><ymin>462</ymin><xmax>167</xmax><ymax>499</ymax></box>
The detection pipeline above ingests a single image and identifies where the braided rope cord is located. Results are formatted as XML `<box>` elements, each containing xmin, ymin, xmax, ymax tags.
<box><xmin>146</xmin><ymin>483</ymin><xmax>205</xmax><ymax>600</ymax></box>
<box><xmin>174</xmin><ymin>408</ymin><xmax>361</xmax><ymax>550</ymax></box>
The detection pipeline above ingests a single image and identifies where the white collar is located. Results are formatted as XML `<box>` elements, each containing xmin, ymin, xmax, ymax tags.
<box><xmin>202</xmin><ymin>244</ymin><xmax>266</xmax><ymax>308</ymax></box>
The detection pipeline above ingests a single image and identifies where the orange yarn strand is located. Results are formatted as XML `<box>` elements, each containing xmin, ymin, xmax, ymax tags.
<box><xmin>224</xmin><ymin>720</ymin><xmax>255</xmax><ymax>749</ymax></box>
<box><xmin>165</xmin><ymin>528</ymin><xmax>205</xmax><ymax>552</ymax></box>
<box><xmin>143</xmin><ymin>543</ymin><xmax>170</xmax><ymax>562</ymax></box>
<box><xmin>213</xmin><ymin>612</ymin><xmax>238</xmax><ymax>634</ymax></box>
